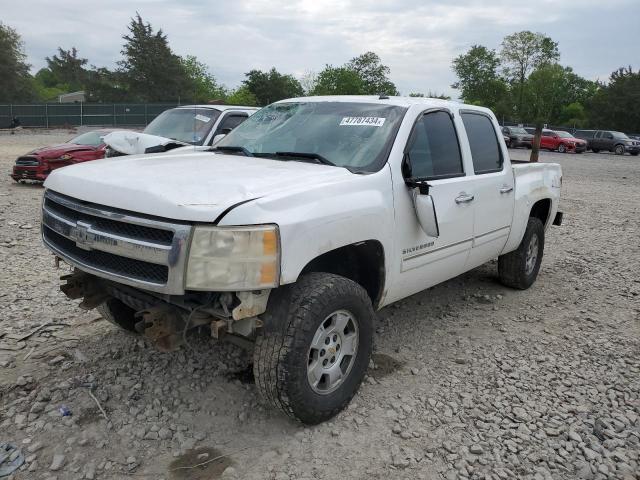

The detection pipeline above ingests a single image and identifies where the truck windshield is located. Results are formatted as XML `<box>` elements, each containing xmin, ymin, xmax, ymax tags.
<box><xmin>144</xmin><ymin>108</ymin><xmax>220</xmax><ymax>145</ymax></box>
<box><xmin>215</xmin><ymin>102</ymin><xmax>407</xmax><ymax>172</ymax></box>
<box><xmin>611</xmin><ymin>131</ymin><xmax>629</xmax><ymax>139</ymax></box>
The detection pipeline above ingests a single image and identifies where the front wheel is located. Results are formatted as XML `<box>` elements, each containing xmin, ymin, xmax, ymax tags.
<box><xmin>631</xmin><ymin>152</ymin><xmax>639</xmax><ymax>157</ymax></box>
<box><xmin>614</xmin><ymin>144</ymin><xmax>625</xmax><ymax>155</ymax></box>
<box><xmin>498</xmin><ymin>217</ymin><xmax>545</xmax><ymax>290</ymax></box>
<box><xmin>253</xmin><ymin>273</ymin><xmax>374</xmax><ymax>424</ymax></box>
<box><xmin>591</xmin><ymin>148</ymin><xmax>600</xmax><ymax>153</ymax></box>
<box><xmin>558</xmin><ymin>144</ymin><xmax>566</xmax><ymax>153</ymax></box>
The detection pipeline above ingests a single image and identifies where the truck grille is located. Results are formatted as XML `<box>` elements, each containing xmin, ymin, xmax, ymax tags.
<box><xmin>42</xmin><ymin>190</ymin><xmax>192</xmax><ymax>294</ymax></box>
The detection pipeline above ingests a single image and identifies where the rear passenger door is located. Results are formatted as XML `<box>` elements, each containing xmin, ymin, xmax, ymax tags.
<box><xmin>459</xmin><ymin>111</ymin><xmax>514</xmax><ymax>269</ymax></box>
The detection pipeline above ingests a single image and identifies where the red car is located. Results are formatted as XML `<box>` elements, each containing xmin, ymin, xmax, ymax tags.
<box><xmin>11</xmin><ymin>129</ymin><xmax>122</xmax><ymax>183</ymax></box>
<box><xmin>540</xmin><ymin>129</ymin><xmax>587</xmax><ymax>153</ymax></box>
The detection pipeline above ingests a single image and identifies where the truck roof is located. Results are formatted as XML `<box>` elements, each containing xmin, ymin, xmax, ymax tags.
<box><xmin>276</xmin><ymin>95</ymin><xmax>490</xmax><ymax>113</ymax></box>
<box><xmin>173</xmin><ymin>105</ymin><xmax>259</xmax><ymax>111</ymax></box>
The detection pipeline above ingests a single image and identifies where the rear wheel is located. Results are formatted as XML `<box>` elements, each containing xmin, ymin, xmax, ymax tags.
<box><xmin>614</xmin><ymin>144</ymin><xmax>625</xmax><ymax>155</ymax></box>
<box><xmin>558</xmin><ymin>144</ymin><xmax>566</xmax><ymax>153</ymax></box>
<box><xmin>498</xmin><ymin>218</ymin><xmax>545</xmax><ymax>290</ymax></box>
<box><xmin>97</xmin><ymin>298</ymin><xmax>138</xmax><ymax>332</ymax></box>
<box><xmin>253</xmin><ymin>273</ymin><xmax>374</xmax><ymax>424</ymax></box>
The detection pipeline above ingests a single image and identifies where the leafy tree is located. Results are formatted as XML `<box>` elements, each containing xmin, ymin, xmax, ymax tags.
<box><xmin>44</xmin><ymin>47</ymin><xmax>88</xmax><ymax>91</ymax></box>
<box><xmin>243</xmin><ymin>68</ymin><xmax>303</xmax><ymax>106</ymax></box>
<box><xmin>500</xmin><ymin>31</ymin><xmax>559</xmax><ymax>117</ymax></box>
<box><xmin>0</xmin><ymin>22</ymin><xmax>36</xmax><ymax>102</ymax></box>
<box><xmin>299</xmin><ymin>70</ymin><xmax>318</xmax><ymax>95</ymax></box>
<box><xmin>521</xmin><ymin>64</ymin><xmax>567</xmax><ymax>161</ymax></box>
<box><xmin>119</xmin><ymin>13</ymin><xmax>190</xmax><ymax>102</ymax></box>
<box><xmin>587</xmin><ymin>67</ymin><xmax>640</xmax><ymax>132</ymax></box>
<box><xmin>226</xmin><ymin>85</ymin><xmax>258</xmax><ymax>106</ymax></box>
<box><xmin>310</xmin><ymin>65</ymin><xmax>365</xmax><ymax>95</ymax></box>
<box><xmin>346</xmin><ymin>52</ymin><xmax>398</xmax><ymax>95</ymax></box>
<box><xmin>409</xmin><ymin>92</ymin><xmax>451</xmax><ymax>100</ymax></box>
<box><xmin>452</xmin><ymin>45</ymin><xmax>503</xmax><ymax>102</ymax></box>
<box><xmin>559</xmin><ymin>102</ymin><xmax>588</xmax><ymax>128</ymax></box>
<box><xmin>180</xmin><ymin>55</ymin><xmax>226</xmax><ymax>102</ymax></box>
<box><xmin>85</xmin><ymin>67</ymin><xmax>129</xmax><ymax>102</ymax></box>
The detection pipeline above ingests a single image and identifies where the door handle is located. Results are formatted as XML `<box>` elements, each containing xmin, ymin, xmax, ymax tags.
<box><xmin>455</xmin><ymin>193</ymin><xmax>474</xmax><ymax>204</ymax></box>
<box><xmin>500</xmin><ymin>185</ymin><xmax>514</xmax><ymax>194</ymax></box>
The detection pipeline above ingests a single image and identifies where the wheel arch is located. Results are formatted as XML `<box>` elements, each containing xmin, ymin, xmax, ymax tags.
<box><xmin>298</xmin><ymin>240</ymin><xmax>386</xmax><ymax>309</ymax></box>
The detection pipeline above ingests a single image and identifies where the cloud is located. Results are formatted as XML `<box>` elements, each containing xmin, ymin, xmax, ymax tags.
<box><xmin>3</xmin><ymin>0</ymin><xmax>638</xmax><ymax>98</ymax></box>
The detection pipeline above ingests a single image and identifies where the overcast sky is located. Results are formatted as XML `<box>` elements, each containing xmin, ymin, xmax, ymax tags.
<box><xmin>3</xmin><ymin>0</ymin><xmax>639</xmax><ymax>97</ymax></box>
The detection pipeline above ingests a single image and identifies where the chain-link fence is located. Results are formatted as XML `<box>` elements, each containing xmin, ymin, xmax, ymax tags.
<box><xmin>0</xmin><ymin>103</ymin><xmax>179</xmax><ymax>128</ymax></box>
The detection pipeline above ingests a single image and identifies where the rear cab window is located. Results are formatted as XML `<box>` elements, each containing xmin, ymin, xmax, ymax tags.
<box><xmin>460</xmin><ymin>112</ymin><xmax>503</xmax><ymax>174</ymax></box>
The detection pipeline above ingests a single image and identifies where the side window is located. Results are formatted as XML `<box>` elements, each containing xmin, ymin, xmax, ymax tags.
<box><xmin>461</xmin><ymin>113</ymin><xmax>503</xmax><ymax>174</ymax></box>
<box><xmin>218</xmin><ymin>114</ymin><xmax>248</xmax><ymax>133</ymax></box>
<box><xmin>405</xmin><ymin>111</ymin><xmax>463</xmax><ymax>180</ymax></box>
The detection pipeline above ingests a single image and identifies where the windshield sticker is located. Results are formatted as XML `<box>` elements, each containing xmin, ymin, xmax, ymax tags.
<box><xmin>340</xmin><ymin>117</ymin><xmax>386</xmax><ymax>127</ymax></box>
<box><xmin>194</xmin><ymin>114</ymin><xmax>211</xmax><ymax>123</ymax></box>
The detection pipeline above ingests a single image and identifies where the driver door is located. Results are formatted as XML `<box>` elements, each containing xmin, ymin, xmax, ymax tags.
<box><xmin>386</xmin><ymin>109</ymin><xmax>475</xmax><ymax>303</ymax></box>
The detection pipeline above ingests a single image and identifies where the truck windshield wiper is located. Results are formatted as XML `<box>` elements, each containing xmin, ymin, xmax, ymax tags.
<box><xmin>210</xmin><ymin>145</ymin><xmax>254</xmax><ymax>157</ymax></box>
<box><xmin>273</xmin><ymin>151</ymin><xmax>336</xmax><ymax>167</ymax></box>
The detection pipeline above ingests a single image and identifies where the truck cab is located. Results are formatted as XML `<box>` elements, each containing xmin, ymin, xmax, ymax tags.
<box><xmin>41</xmin><ymin>96</ymin><xmax>562</xmax><ymax>424</ymax></box>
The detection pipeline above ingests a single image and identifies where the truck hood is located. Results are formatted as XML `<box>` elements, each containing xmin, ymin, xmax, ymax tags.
<box><xmin>44</xmin><ymin>151</ymin><xmax>354</xmax><ymax>222</ymax></box>
<box><xmin>103</xmin><ymin>131</ymin><xmax>189</xmax><ymax>155</ymax></box>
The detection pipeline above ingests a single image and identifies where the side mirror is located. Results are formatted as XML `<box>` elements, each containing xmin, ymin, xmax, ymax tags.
<box><xmin>405</xmin><ymin>177</ymin><xmax>439</xmax><ymax>238</ymax></box>
<box><xmin>211</xmin><ymin>133</ymin><xmax>226</xmax><ymax>145</ymax></box>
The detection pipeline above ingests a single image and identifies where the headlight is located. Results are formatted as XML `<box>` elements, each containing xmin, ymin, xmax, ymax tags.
<box><xmin>186</xmin><ymin>225</ymin><xmax>280</xmax><ymax>290</ymax></box>
<box><xmin>625</xmin><ymin>140</ymin><xmax>633</xmax><ymax>145</ymax></box>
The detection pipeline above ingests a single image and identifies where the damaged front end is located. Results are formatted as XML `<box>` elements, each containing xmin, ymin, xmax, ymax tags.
<box><xmin>60</xmin><ymin>269</ymin><xmax>268</xmax><ymax>352</ymax></box>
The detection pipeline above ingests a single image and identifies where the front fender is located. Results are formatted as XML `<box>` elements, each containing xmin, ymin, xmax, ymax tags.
<box><xmin>218</xmin><ymin>165</ymin><xmax>395</xmax><ymax>286</ymax></box>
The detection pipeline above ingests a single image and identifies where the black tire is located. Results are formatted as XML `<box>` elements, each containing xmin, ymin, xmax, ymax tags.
<box><xmin>631</xmin><ymin>152</ymin><xmax>639</xmax><ymax>157</ymax></box>
<box><xmin>558</xmin><ymin>143</ymin><xmax>566</xmax><ymax>153</ymax></box>
<box><xmin>97</xmin><ymin>298</ymin><xmax>138</xmax><ymax>332</ymax></box>
<box><xmin>614</xmin><ymin>144</ymin><xmax>625</xmax><ymax>155</ymax></box>
<box><xmin>591</xmin><ymin>148</ymin><xmax>600</xmax><ymax>153</ymax></box>
<box><xmin>498</xmin><ymin>217</ymin><xmax>545</xmax><ymax>290</ymax></box>
<box><xmin>253</xmin><ymin>273</ymin><xmax>374</xmax><ymax>424</ymax></box>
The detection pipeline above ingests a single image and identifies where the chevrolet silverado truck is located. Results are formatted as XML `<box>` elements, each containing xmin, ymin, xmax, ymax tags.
<box><xmin>41</xmin><ymin>96</ymin><xmax>563</xmax><ymax>424</ymax></box>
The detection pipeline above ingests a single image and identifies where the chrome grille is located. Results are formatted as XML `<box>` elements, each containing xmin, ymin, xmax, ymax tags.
<box><xmin>42</xmin><ymin>190</ymin><xmax>192</xmax><ymax>294</ymax></box>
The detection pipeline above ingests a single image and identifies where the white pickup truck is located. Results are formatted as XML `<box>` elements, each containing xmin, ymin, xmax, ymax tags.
<box><xmin>41</xmin><ymin>96</ymin><xmax>563</xmax><ymax>424</ymax></box>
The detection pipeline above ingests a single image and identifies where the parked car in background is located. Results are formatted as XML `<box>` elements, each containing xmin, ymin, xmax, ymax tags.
<box><xmin>586</xmin><ymin>130</ymin><xmax>640</xmax><ymax>156</ymax></box>
<box><xmin>502</xmin><ymin>126</ymin><xmax>533</xmax><ymax>148</ymax></box>
<box><xmin>104</xmin><ymin>105</ymin><xmax>258</xmax><ymax>156</ymax></box>
<box><xmin>11</xmin><ymin>129</ymin><xmax>123</xmax><ymax>183</ymax></box>
<box><xmin>524</xmin><ymin>127</ymin><xmax>536</xmax><ymax>135</ymax></box>
<box><xmin>540</xmin><ymin>130</ymin><xmax>587</xmax><ymax>153</ymax></box>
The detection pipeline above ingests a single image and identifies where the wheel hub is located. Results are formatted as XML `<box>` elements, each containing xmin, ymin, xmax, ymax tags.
<box><xmin>525</xmin><ymin>234</ymin><xmax>539</xmax><ymax>275</ymax></box>
<box><xmin>307</xmin><ymin>310</ymin><xmax>359</xmax><ymax>395</ymax></box>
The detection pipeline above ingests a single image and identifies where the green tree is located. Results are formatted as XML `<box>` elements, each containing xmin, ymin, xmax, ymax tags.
<box><xmin>226</xmin><ymin>85</ymin><xmax>257</xmax><ymax>106</ymax></box>
<box><xmin>119</xmin><ymin>13</ymin><xmax>190</xmax><ymax>102</ymax></box>
<box><xmin>243</xmin><ymin>68</ymin><xmax>303</xmax><ymax>106</ymax></box>
<box><xmin>587</xmin><ymin>67</ymin><xmax>640</xmax><ymax>132</ymax></box>
<box><xmin>451</xmin><ymin>45</ymin><xmax>505</xmax><ymax>106</ymax></box>
<box><xmin>0</xmin><ymin>22</ymin><xmax>36</xmax><ymax>102</ymax></box>
<box><xmin>44</xmin><ymin>47</ymin><xmax>88</xmax><ymax>91</ymax></box>
<box><xmin>500</xmin><ymin>31</ymin><xmax>559</xmax><ymax>118</ymax></box>
<box><xmin>85</xmin><ymin>67</ymin><xmax>129</xmax><ymax>102</ymax></box>
<box><xmin>346</xmin><ymin>52</ymin><xmax>398</xmax><ymax>95</ymax></box>
<box><xmin>310</xmin><ymin>65</ymin><xmax>365</xmax><ymax>95</ymax></box>
<box><xmin>559</xmin><ymin>102</ymin><xmax>588</xmax><ymax>128</ymax></box>
<box><xmin>521</xmin><ymin>64</ymin><xmax>567</xmax><ymax>161</ymax></box>
<box><xmin>180</xmin><ymin>55</ymin><xmax>226</xmax><ymax>102</ymax></box>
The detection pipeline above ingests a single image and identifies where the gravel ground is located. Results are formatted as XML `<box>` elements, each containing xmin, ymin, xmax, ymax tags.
<box><xmin>0</xmin><ymin>130</ymin><xmax>638</xmax><ymax>480</ymax></box>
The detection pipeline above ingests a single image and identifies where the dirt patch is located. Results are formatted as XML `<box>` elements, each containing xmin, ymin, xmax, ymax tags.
<box><xmin>168</xmin><ymin>446</ymin><xmax>232</xmax><ymax>480</ymax></box>
<box><xmin>369</xmin><ymin>353</ymin><xmax>405</xmax><ymax>379</ymax></box>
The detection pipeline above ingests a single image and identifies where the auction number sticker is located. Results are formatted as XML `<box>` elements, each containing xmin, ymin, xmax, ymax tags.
<box><xmin>194</xmin><ymin>114</ymin><xmax>211</xmax><ymax>123</ymax></box>
<box><xmin>340</xmin><ymin>117</ymin><xmax>386</xmax><ymax>127</ymax></box>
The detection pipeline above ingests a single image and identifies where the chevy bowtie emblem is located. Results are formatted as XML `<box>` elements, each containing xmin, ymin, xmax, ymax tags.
<box><xmin>71</xmin><ymin>221</ymin><xmax>93</xmax><ymax>250</ymax></box>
